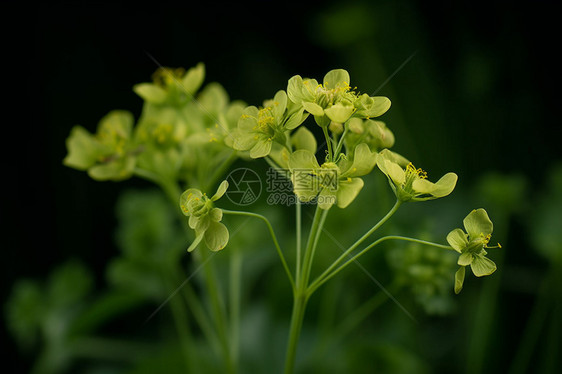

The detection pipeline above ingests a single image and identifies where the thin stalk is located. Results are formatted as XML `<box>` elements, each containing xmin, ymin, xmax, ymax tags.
<box><xmin>307</xmin><ymin>200</ymin><xmax>402</xmax><ymax>296</ymax></box>
<box><xmin>229</xmin><ymin>249</ymin><xmax>243</xmax><ymax>370</ymax></box>
<box><xmin>199</xmin><ymin>250</ymin><xmax>235</xmax><ymax>374</ymax></box>
<box><xmin>284</xmin><ymin>294</ymin><xmax>308</xmax><ymax>374</ymax></box>
<box><xmin>222</xmin><ymin>209</ymin><xmax>295</xmax><ymax>292</ymax></box>
<box><xmin>204</xmin><ymin>151</ymin><xmax>238</xmax><ymax>192</ymax></box>
<box><xmin>332</xmin><ymin>124</ymin><xmax>349</xmax><ymax>160</ymax></box>
<box><xmin>308</xmin><ymin>234</ymin><xmax>451</xmax><ymax>295</ymax></box>
<box><xmin>322</xmin><ymin>126</ymin><xmax>333</xmax><ymax>161</ymax></box>
<box><xmin>284</xmin><ymin>205</ymin><xmax>329</xmax><ymax>374</ymax></box>
<box><xmin>295</xmin><ymin>202</ymin><xmax>302</xmax><ymax>285</ymax></box>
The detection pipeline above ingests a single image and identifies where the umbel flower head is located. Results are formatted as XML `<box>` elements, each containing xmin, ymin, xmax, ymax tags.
<box><xmin>287</xmin><ymin>68</ymin><xmax>391</xmax><ymax>127</ymax></box>
<box><xmin>180</xmin><ymin>181</ymin><xmax>229</xmax><ymax>252</ymax></box>
<box><xmin>288</xmin><ymin>143</ymin><xmax>377</xmax><ymax>210</ymax></box>
<box><xmin>232</xmin><ymin>90</ymin><xmax>307</xmax><ymax>158</ymax></box>
<box><xmin>377</xmin><ymin>149</ymin><xmax>458</xmax><ymax>202</ymax></box>
<box><xmin>447</xmin><ymin>208</ymin><xmax>502</xmax><ymax>294</ymax></box>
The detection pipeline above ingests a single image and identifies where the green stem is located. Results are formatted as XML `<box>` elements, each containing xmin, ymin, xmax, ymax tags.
<box><xmin>302</xmin><ymin>208</ymin><xmax>329</xmax><ymax>288</ymax></box>
<box><xmin>333</xmin><ymin>124</ymin><xmax>349</xmax><ymax>160</ymax></box>
<box><xmin>284</xmin><ymin>294</ymin><xmax>308</xmax><ymax>374</ymax></box>
<box><xmin>284</xmin><ymin>205</ymin><xmax>329</xmax><ymax>374</ymax></box>
<box><xmin>198</xmin><ymin>250</ymin><xmax>235</xmax><ymax>374</ymax></box>
<box><xmin>322</xmin><ymin>126</ymin><xmax>333</xmax><ymax>161</ymax></box>
<box><xmin>222</xmin><ymin>209</ymin><xmax>295</xmax><ymax>292</ymax></box>
<box><xmin>309</xmin><ymin>234</ymin><xmax>450</xmax><ymax>296</ymax></box>
<box><xmin>307</xmin><ymin>200</ymin><xmax>402</xmax><ymax>296</ymax></box>
<box><xmin>229</xmin><ymin>248</ymin><xmax>243</xmax><ymax>370</ymax></box>
<box><xmin>204</xmin><ymin>151</ymin><xmax>238</xmax><ymax>192</ymax></box>
<box><xmin>295</xmin><ymin>202</ymin><xmax>302</xmax><ymax>285</ymax></box>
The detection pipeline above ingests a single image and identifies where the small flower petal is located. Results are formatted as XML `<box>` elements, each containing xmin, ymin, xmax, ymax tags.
<box><xmin>454</xmin><ymin>266</ymin><xmax>466</xmax><ymax>294</ymax></box>
<box><xmin>447</xmin><ymin>228</ymin><xmax>469</xmax><ymax>252</ymax></box>
<box><xmin>463</xmin><ymin>208</ymin><xmax>494</xmax><ymax>239</ymax></box>
<box><xmin>470</xmin><ymin>253</ymin><xmax>497</xmax><ymax>277</ymax></box>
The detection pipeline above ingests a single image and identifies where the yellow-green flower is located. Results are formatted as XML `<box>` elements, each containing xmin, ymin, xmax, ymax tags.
<box><xmin>377</xmin><ymin>149</ymin><xmax>458</xmax><ymax>202</ymax></box>
<box><xmin>288</xmin><ymin>143</ymin><xmax>377</xmax><ymax>209</ymax></box>
<box><xmin>287</xmin><ymin>69</ymin><xmax>391</xmax><ymax>126</ymax></box>
<box><xmin>447</xmin><ymin>209</ymin><xmax>501</xmax><ymax>293</ymax></box>
<box><xmin>180</xmin><ymin>181</ymin><xmax>229</xmax><ymax>252</ymax></box>
<box><xmin>63</xmin><ymin>110</ymin><xmax>137</xmax><ymax>181</ymax></box>
<box><xmin>232</xmin><ymin>90</ymin><xmax>307</xmax><ymax>158</ymax></box>
<box><xmin>133</xmin><ymin>63</ymin><xmax>205</xmax><ymax>105</ymax></box>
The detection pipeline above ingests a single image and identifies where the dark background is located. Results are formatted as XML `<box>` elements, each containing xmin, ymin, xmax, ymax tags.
<box><xmin>5</xmin><ymin>0</ymin><xmax>561</xmax><ymax>371</ymax></box>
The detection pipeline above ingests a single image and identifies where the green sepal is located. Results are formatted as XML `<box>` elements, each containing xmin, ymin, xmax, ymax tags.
<box><xmin>181</xmin><ymin>62</ymin><xmax>205</xmax><ymax>96</ymax></box>
<box><xmin>133</xmin><ymin>83</ymin><xmax>168</xmax><ymax>104</ymax></box>
<box><xmin>454</xmin><ymin>266</ymin><xmax>466</xmax><ymax>294</ymax></box>
<box><xmin>446</xmin><ymin>228</ymin><xmax>468</xmax><ymax>253</ymax></box>
<box><xmin>204</xmin><ymin>221</ymin><xmax>229</xmax><ymax>251</ymax></box>
<box><xmin>249</xmin><ymin>139</ymin><xmax>273</xmax><ymax>158</ymax></box>
<box><xmin>291</xmin><ymin>127</ymin><xmax>317</xmax><ymax>154</ymax></box>
<box><xmin>463</xmin><ymin>208</ymin><xmax>494</xmax><ymax>238</ymax></box>
<box><xmin>323</xmin><ymin>69</ymin><xmax>350</xmax><ymax>90</ymax></box>
<box><xmin>336</xmin><ymin>177</ymin><xmax>364</xmax><ymax>208</ymax></box>
<box><xmin>63</xmin><ymin>126</ymin><xmax>107</xmax><ymax>170</ymax></box>
<box><xmin>470</xmin><ymin>253</ymin><xmax>497</xmax><ymax>277</ymax></box>
<box><xmin>211</xmin><ymin>180</ymin><xmax>229</xmax><ymax>201</ymax></box>
<box><xmin>324</xmin><ymin>102</ymin><xmax>355</xmax><ymax>123</ymax></box>
<box><xmin>340</xmin><ymin>143</ymin><xmax>377</xmax><ymax>178</ymax></box>
<box><xmin>187</xmin><ymin>232</ymin><xmax>204</xmax><ymax>252</ymax></box>
<box><xmin>302</xmin><ymin>102</ymin><xmax>324</xmax><ymax>117</ymax></box>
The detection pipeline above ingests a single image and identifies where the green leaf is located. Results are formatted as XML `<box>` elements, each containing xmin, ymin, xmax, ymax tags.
<box><xmin>446</xmin><ymin>228</ymin><xmax>468</xmax><ymax>252</ymax></box>
<box><xmin>302</xmin><ymin>101</ymin><xmax>324</xmax><ymax>116</ymax></box>
<box><xmin>291</xmin><ymin>127</ymin><xmax>317</xmax><ymax>153</ymax></box>
<box><xmin>205</xmin><ymin>221</ymin><xmax>229</xmax><ymax>251</ymax></box>
<box><xmin>454</xmin><ymin>266</ymin><xmax>466</xmax><ymax>294</ymax></box>
<box><xmin>463</xmin><ymin>208</ymin><xmax>493</xmax><ymax>238</ymax></box>
<box><xmin>323</xmin><ymin>69</ymin><xmax>350</xmax><ymax>89</ymax></box>
<box><xmin>470</xmin><ymin>254</ymin><xmax>496</xmax><ymax>277</ymax></box>
<box><xmin>133</xmin><ymin>83</ymin><xmax>168</xmax><ymax>104</ymax></box>
<box><xmin>336</xmin><ymin>177</ymin><xmax>364</xmax><ymax>208</ymax></box>
<box><xmin>181</xmin><ymin>62</ymin><xmax>205</xmax><ymax>95</ymax></box>
<box><xmin>324</xmin><ymin>102</ymin><xmax>354</xmax><ymax>123</ymax></box>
